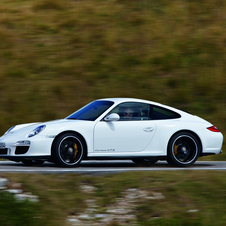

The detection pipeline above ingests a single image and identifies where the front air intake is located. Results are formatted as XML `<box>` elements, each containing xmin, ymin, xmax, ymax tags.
<box><xmin>15</xmin><ymin>146</ymin><xmax>29</xmax><ymax>155</ymax></box>
<box><xmin>0</xmin><ymin>149</ymin><xmax>7</xmax><ymax>154</ymax></box>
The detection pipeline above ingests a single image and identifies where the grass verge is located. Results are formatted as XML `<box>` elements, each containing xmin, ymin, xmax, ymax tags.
<box><xmin>1</xmin><ymin>170</ymin><xmax>226</xmax><ymax>226</ymax></box>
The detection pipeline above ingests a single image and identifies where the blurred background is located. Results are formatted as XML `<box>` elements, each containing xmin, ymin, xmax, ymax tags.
<box><xmin>0</xmin><ymin>0</ymin><xmax>225</xmax><ymax>159</ymax></box>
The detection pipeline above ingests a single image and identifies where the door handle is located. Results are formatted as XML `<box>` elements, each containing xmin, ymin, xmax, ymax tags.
<box><xmin>143</xmin><ymin>127</ymin><xmax>154</xmax><ymax>132</ymax></box>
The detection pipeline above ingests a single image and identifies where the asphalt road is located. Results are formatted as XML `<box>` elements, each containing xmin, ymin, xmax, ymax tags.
<box><xmin>0</xmin><ymin>160</ymin><xmax>225</xmax><ymax>174</ymax></box>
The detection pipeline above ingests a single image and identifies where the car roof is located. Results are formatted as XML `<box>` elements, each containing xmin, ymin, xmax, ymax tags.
<box><xmin>98</xmin><ymin>97</ymin><xmax>165</xmax><ymax>107</ymax></box>
<box><xmin>99</xmin><ymin>97</ymin><xmax>158</xmax><ymax>104</ymax></box>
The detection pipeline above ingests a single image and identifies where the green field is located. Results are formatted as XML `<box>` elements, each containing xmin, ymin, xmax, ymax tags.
<box><xmin>0</xmin><ymin>0</ymin><xmax>225</xmax><ymax>161</ymax></box>
<box><xmin>1</xmin><ymin>171</ymin><xmax>226</xmax><ymax>226</ymax></box>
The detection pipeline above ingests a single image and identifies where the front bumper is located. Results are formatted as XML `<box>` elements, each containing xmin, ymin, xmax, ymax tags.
<box><xmin>0</xmin><ymin>135</ymin><xmax>53</xmax><ymax>160</ymax></box>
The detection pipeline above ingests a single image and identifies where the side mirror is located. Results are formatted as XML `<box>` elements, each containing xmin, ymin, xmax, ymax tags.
<box><xmin>104</xmin><ymin>113</ymin><xmax>120</xmax><ymax>122</ymax></box>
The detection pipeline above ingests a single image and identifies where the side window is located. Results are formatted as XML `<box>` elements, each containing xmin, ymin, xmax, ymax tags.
<box><xmin>110</xmin><ymin>102</ymin><xmax>151</xmax><ymax>121</ymax></box>
<box><xmin>151</xmin><ymin>105</ymin><xmax>181</xmax><ymax>120</ymax></box>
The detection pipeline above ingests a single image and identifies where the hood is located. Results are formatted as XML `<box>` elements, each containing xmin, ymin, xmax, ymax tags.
<box><xmin>3</xmin><ymin>119</ymin><xmax>92</xmax><ymax>138</ymax></box>
<box><xmin>7</xmin><ymin>119</ymin><xmax>66</xmax><ymax>133</ymax></box>
<box><xmin>8</xmin><ymin>122</ymin><xmax>41</xmax><ymax>133</ymax></box>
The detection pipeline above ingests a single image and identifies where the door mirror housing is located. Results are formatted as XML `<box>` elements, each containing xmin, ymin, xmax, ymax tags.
<box><xmin>104</xmin><ymin>113</ymin><xmax>120</xmax><ymax>122</ymax></box>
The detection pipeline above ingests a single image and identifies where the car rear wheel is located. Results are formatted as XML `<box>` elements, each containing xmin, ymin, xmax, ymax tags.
<box><xmin>52</xmin><ymin>133</ymin><xmax>84</xmax><ymax>167</ymax></box>
<box><xmin>132</xmin><ymin>158</ymin><xmax>158</xmax><ymax>166</ymax></box>
<box><xmin>21</xmin><ymin>160</ymin><xmax>45</xmax><ymax>166</ymax></box>
<box><xmin>167</xmin><ymin>132</ymin><xmax>201</xmax><ymax>167</ymax></box>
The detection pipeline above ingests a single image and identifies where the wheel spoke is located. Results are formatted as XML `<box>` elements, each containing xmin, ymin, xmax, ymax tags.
<box><xmin>175</xmin><ymin>142</ymin><xmax>190</xmax><ymax>161</ymax></box>
<box><xmin>61</xmin><ymin>141</ymin><xmax>71</xmax><ymax>162</ymax></box>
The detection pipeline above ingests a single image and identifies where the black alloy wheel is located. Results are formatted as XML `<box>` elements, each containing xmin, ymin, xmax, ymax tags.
<box><xmin>167</xmin><ymin>132</ymin><xmax>201</xmax><ymax>167</ymax></box>
<box><xmin>52</xmin><ymin>133</ymin><xmax>84</xmax><ymax>167</ymax></box>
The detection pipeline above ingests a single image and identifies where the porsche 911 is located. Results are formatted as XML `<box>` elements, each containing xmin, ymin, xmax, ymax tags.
<box><xmin>0</xmin><ymin>98</ymin><xmax>223</xmax><ymax>167</ymax></box>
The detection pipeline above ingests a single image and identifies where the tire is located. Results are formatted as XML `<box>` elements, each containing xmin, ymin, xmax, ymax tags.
<box><xmin>167</xmin><ymin>132</ymin><xmax>201</xmax><ymax>167</ymax></box>
<box><xmin>22</xmin><ymin>160</ymin><xmax>45</xmax><ymax>166</ymax></box>
<box><xmin>132</xmin><ymin>158</ymin><xmax>158</xmax><ymax>166</ymax></box>
<box><xmin>52</xmin><ymin>133</ymin><xmax>84</xmax><ymax>167</ymax></box>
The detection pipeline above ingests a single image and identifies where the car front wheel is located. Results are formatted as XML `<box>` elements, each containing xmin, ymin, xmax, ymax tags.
<box><xmin>52</xmin><ymin>133</ymin><xmax>84</xmax><ymax>167</ymax></box>
<box><xmin>167</xmin><ymin>132</ymin><xmax>201</xmax><ymax>167</ymax></box>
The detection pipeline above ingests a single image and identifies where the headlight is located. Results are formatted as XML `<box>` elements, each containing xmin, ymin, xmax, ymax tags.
<box><xmin>28</xmin><ymin>125</ymin><xmax>46</xmax><ymax>138</ymax></box>
<box><xmin>4</xmin><ymin>126</ymin><xmax>16</xmax><ymax>135</ymax></box>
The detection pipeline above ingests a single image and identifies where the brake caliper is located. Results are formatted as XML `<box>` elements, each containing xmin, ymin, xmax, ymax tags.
<box><xmin>173</xmin><ymin>144</ymin><xmax>177</xmax><ymax>155</ymax></box>
<box><xmin>73</xmin><ymin>143</ymin><xmax>78</xmax><ymax>159</ymax></box>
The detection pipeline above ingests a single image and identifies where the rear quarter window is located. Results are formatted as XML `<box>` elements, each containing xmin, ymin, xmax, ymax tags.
<box><xmin>152</xmin><ymin>106</ymin><xmax>181</xmax><ymax>120</ymax></box>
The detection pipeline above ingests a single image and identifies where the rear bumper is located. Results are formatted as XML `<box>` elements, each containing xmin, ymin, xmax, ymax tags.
<box><xmin>200</xmin><ymin>150</ymin><xmax>222</xmax><ymax>157</ymax></box>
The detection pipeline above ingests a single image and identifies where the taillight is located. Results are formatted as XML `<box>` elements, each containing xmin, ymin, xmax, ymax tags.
<box><xmin>207</xmin><ymin>126</ymin><xmax>220</xmax><ymax>132</ymax></box>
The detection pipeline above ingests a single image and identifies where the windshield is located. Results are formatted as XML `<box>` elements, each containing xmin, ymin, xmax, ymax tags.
<box><xmin>66</xmin><ymin>100</ymin><xmax>114</xmax><ymax>121</ymax></box>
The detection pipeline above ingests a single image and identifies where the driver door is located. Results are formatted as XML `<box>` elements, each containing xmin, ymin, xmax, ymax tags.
<box><xmin>93</xmin><ymin>102</ymin><xmax>156</xmax><ymax>153</ymax></box>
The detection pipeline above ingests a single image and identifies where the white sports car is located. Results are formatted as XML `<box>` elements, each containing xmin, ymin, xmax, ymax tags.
<box><xmin>0</xmin><ymin>98</ymin><xmax>223</xmax><ymax>167</ymax></box>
